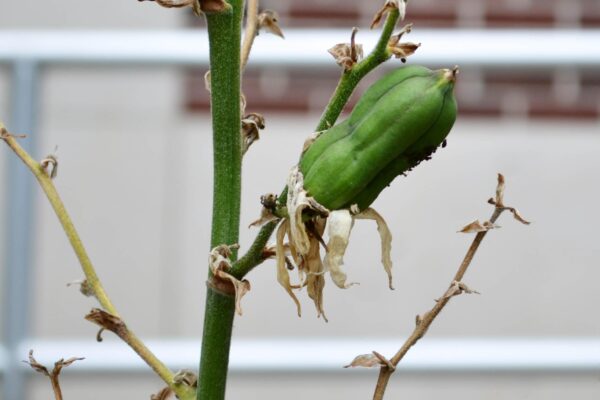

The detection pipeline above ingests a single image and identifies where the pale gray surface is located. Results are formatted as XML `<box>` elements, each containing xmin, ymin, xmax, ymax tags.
<box><xmin>0</xmin><ymin>0</ymin><xmax>183</xmax><ymax>29</ymax></box>
<box><xmin>25</xmin><ymin>104</ymin><xmax>600</xmax><ymax>339</ymax></box>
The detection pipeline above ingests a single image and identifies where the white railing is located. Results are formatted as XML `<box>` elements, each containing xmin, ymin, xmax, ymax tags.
<box><xmin>3</xmin><ymin>338</ymin><xmax>600</xmax><ymax>373</ymax></box>
<box><xmin>1</xmin><ymin>29</ymin><xmax>600</xmax><ymax>67</ymax></box>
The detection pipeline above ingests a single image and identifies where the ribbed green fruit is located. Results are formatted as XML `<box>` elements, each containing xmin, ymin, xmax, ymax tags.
<box><xmin>299</xmin><ymin>65</ymin><xmax>457</xmax><ymax>211</ymax></box>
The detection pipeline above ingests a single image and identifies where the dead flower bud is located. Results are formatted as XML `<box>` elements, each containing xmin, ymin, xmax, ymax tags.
<box><xmin>328</xmin><ymin>27</ymin><xmax>363</xmax><ymax>71</ymax></box>
<box><xmin>488</xmin><ymin>173</ymin><xmax>531</xmax><ymax>225</ymax></box>
<box><xmin>66</xmin><ymin>279</ymin><xmax>94</xmax><ymax>297</ymax></box>
<box><xmin>84</xmin><ymin>309</ymin><xmax>127</xmax><ymax>343</ymax></box>
<box><xmin>40</xmin><ymin>153</ymin><xmax>58</xmax><ymax>179</ymax></box>
<box><xmin>172</xmin><ymin>369</ymin><xmax>198</xmax><ymax>387</ymax></box>
<box><xmin>258</xmin><ymin>10</ymin><xmax>284</xmax><ymax>38</ymax></box>
<box><xmin>387</xmin><ymin>24</ymin><xmax>420</xmax><ymax>63</ymax></box>
<box><xmin>209</xmin><ymin>244</ymin><xmax>251</xmax><ymax>315</ymax></box>
<box><xmin>242</xmin><ymin>112</ymin><xmax>265</xmax><ymax>155</ymax></box>
<box><xmin>371</xmin><ymin>0</ymin><xmax>407</xmax><ymax>29</ymax></box>
<box><xmin>249</xmin><ymin>193</ymin><xmax>280</xmax><ymax>228</ymax></box>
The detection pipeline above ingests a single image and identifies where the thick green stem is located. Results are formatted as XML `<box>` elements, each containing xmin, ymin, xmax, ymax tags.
<box><xmin>198</xmin><ymin>2</ymin><xmax>243</xmax><ymax>400</ymax></box>
<box><xmin>198</xmin><ymin>287</ymin><xmax>236</xmax><ymax>400</ymax></box>
<box><xmin>316</xmin><ymin>8</ymin><xmax>399</xmax><ymax>131</ymax></box>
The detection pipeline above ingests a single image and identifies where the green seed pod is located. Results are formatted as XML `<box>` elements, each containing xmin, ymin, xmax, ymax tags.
<box><xmin>300</xmin><ymin>66</ymin><xmax>457</xmax><ymax>211</ymax></box>
<box><xmin>300</xmin><ymin>65</ymin><xmax>433</xmax><ymax>174</ymax></box>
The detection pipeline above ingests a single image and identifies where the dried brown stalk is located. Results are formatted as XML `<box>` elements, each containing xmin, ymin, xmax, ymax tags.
<box><xmin>368</xmin><ymin>174</ymin><xmax>530</xmax><ymax>400</ymax></box>
<box><xmin>23</xmin><ymin>350</ymin><xmax>84</xmax><ymax>400</ymax></box>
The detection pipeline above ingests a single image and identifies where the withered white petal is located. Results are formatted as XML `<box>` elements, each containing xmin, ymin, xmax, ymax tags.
<box><xmin>324</xmin><ymin>209</ymin><xmax>355</xmax><ymax>288</ymax></box>
<box><xmin>354</xmin><ymin>208</ymin><xmax>394</xmax><ymax>289</ymax></box>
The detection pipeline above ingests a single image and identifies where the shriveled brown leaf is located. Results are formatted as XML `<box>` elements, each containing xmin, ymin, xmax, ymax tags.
<box><xmin>286</xmin><ymin>166</ymin><xmax>329</xmax><ymax>256</ymax></box>
<box><xmin>328</xmin><ymin>28</ymin><xmax>363</xmax><ymax>71</ymax></box>
<box><xmin>248</xmin><ymin>206</ymin><xmax>278</xmax><ymax>228</ymax></box>
<box><xmin>438</xmin><ymin>280</ymin><xmax>480</xmax><ymax>301</ymax></box>
<box><xmin>304</xmin><ymin>218</ymin><xmax>328</xmax><ymax>321</ymax></box>
<box><xmin>242</xmin><ymin>112</ymin><xmax>265</xmax><ymax>154</ymax></box>
<box><xmin>198</xmin><ymin>0</ymin><xmax>230</xmax><ymax>13</ymax></box>
<box><xmin>355</xmin><ymin>208</ymin><xmax>394</xmax><ymax>289</ymax></box>
<box><xmin>387</xmin><ymin>24</ymin><xmax>419</xmax><ymax>62</ymax></box>
<box><xmin>276</xmin><ymin>219</ymin><xmax>302</xmax><ymax>316</ymax></box>
<box><xmin>151</xmin><ymin>387</ymin><xmax>174</xmax><ymax>400</ymax></box>
<box><xmin>209</xmin><ymin>244</ymin><xmax>236</xmax><ymax>272</ymax></box>
<box><xmin>40</xmin><ymin>154</ymin><xmax>58</xmax><ymax>179</ymax></box>
<box><xmin>458</xmin><ymin>219</ymin><xmax>500</xmax><ymax>233</ymax></box>
<box><xmin>370</xmin><ymin>0</ymin><xmax>406</xmax><ymax>29</ymax></box>
<box><xmin>509</xmin><ymin>207</ymin><xmax>530</xmax><ymax>225</ymax></box>
<box><xmin>258</xmin><ymin>10</ymin><xmax>284</xmax><ymax>38</ymax></box>
<box><xmin>85</xmin><ymin>308</ymin><xmax>127</xmax><ymax>339</ymax></box>
<box><xmin>172</xmin><ymin>369</ymin><xmax>198</xmax><ymax>387</ymax></box>
<box><xmin>389</xmin><ymin>41</ymin><xmax>420</xmax><ymax>62</ymax></box>
<box><xmin>209</xmin><ymin>244</ymin><xmax>250</xmax><ymax>315</ymax></box>
<box><xmin>344</xmin><ymin>353</ymin><xmax>382</xmax><ymax>368</ymax></box>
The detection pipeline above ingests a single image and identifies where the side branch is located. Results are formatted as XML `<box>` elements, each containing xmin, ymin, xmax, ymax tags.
<box><xmin>1</xmin><ymin>128</ymin><xmax>193</xmax><ymax>400</ymax></box>
<box><xmin>369</xmin><ymin>174</ymin><xmax>529</xmax><ymax>400</ymax></box>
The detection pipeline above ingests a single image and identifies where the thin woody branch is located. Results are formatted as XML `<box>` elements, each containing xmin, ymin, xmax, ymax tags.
<box><xmin>359</xmin><ymin>174</ymin><xmax>530</xmax><ymax>400</ymax></box>
<box><xmin>24</xmin><ymin>350</ymin><xmax>84</xmax><ymax>400</ymax></box>
<box><xmin>1</xmin><ymin>127</ymin><xmax>194</xmax><ymax>400</ymax></box>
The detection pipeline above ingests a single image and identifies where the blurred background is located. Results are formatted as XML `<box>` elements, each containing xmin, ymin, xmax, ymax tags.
<box><xmin>1</xmin><ymin>0</ymin><xmax>599</xmax><ymax>399</ymax></box>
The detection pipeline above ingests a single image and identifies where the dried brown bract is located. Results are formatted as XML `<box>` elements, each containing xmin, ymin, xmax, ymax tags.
<box><xmin>258</xmin><ymin>10</ymin><xmax>284</xmax><ymax>38</ymax></box>
<box><xmin>40</xmin><ymin>153</ymin><xmax>58</xmax><ymax>179</ymax></box>
<box><xmin>66</xmin><ymin>279</ymin><xmax>94</xmax><ymax>297</ymax></box>
<box><xmin>85</xmin><ymin>308</ymin><xmax>127</xmax><ymax>340</ymax></box>
<box><xmin>371</xmin><ymin>0</ymin><xmax>407</xmax><ymax>29</ymax></box>
<box><xmin>242</xmin><ymin>112</ymin><xmax>265</xmax><ymax>154</ymax></box>
<box><xmin>387</xmin><ymin>24</ymin><xmax>420</xmax><ymax>63</ymax></box>
<box><xmin>24</xmin><ymin>349</ymin><xmax>84</xmax><ymax>400</ymax></box>
<box><xmin>459</xmin><ymin>219</ymin><xmax>500</xmax><ymax>233</ymax></box>
<box><xmin>328</xmin><ymin>27</ymin><xmax>363</xmax><ymax>71</ymax></box>
<box><xmin>209</xmin><ymin>244</ymin><xmax>251</xmax><ymax>315</ymax></box>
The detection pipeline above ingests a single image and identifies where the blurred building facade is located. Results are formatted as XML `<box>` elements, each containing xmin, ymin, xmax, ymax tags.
<box><xmin>187</xmin><ymin>0</ymin><xmax>600</xmax><ymax>119</ymax></box>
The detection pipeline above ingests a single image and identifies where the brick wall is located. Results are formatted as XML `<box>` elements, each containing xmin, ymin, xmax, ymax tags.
<box><xmin>186</xmin><ymin>0</ymin><xmax>600</xmax><ymax>119</ymax></box>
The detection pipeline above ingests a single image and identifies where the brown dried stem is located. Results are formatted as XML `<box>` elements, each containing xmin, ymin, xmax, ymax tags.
<box><xmin>371</xmin><ymin>174</ymin><xmax>529</xmax><ymax>400</ymax></box>
<box><xmin>24</xmin><ymin>350</ymin><xmax>84</xmax><ymax>400</ymax></box>
<box><xmin>240</xmin><ymin>0</ymin><xmax>259</xmax><ymax>70</ymax></box>
<box><xmin>1</xmin><ymin>127</ymin><xmax>194</xmax><ymax>400</ymax></box>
